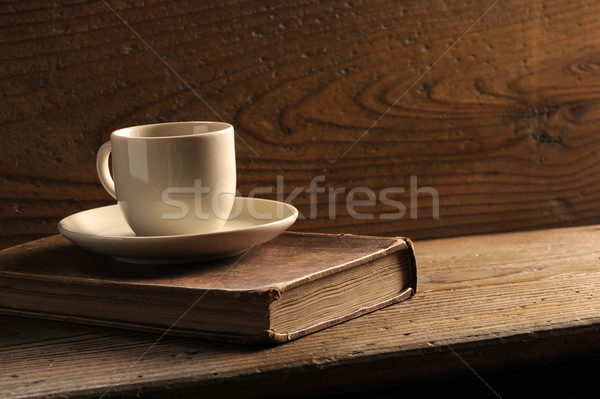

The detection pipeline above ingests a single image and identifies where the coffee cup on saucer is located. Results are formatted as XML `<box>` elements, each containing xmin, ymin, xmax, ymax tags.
<box><xmin>96</xmin><ymin>121</ymin><xmax>236</xmax><ymax>236</ymax></box>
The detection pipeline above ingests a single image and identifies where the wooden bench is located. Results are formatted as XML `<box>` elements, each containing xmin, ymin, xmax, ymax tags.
<box><xmin>2</xmin><ymin>224</ymin><xmax>600</xmax><ymax>398</ymax></box>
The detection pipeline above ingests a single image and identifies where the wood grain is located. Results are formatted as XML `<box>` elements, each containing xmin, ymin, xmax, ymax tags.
<box><xmin>2</xmin><ymin>224</ymin><xmax>600</xmax><ymax>398</ymax></box>
<box><xmin>3</xmin><ymin>0</ymin><xmax>600</xmax><ymax>248</ymax></box>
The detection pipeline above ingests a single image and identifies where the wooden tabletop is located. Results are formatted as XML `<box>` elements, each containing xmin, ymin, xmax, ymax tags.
<box><xmin>3</xmin><ymin>224</ymin><xmax>600</xmax><ymax>398</ymax></box>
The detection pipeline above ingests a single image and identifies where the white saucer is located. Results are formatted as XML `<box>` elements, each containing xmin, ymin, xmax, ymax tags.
<box><xmin>58</xmin><ymin>197</ymin><xmax>298</xmax><ymax>264</ymax></box>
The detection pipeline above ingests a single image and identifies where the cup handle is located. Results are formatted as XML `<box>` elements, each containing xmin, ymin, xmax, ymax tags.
<box><xmin>96</xmin><ymin>141</ymin><xmax>117</xmax><ymax>199</ymax></box>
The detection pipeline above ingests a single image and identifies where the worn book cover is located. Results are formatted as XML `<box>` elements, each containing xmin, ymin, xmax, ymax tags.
<box><xmin>0</xmin><ymin>231</ymin><xmax>417</xmax><ymax>344</ymax></box>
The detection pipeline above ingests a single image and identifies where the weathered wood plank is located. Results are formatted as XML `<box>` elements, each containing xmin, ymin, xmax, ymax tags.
<box><xmin>3</xmin><ymin>0</ymin><xmax>600</xmax><ymax>248</ymax></box>
<box><xmin>2</xmin><ymin>224</ymin><xmax>600</xmax><ymax>398</ymax></box>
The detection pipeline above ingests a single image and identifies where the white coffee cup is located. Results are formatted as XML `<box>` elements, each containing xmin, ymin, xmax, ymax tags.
<box><xmin>96</xmin><ymin>121</ymin><xmax>236</xmax><ymax>236</ymax></box>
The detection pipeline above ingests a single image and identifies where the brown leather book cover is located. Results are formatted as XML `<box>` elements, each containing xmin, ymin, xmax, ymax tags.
<box><xmin>0</xmin><ymin>231</ymin><xmax>417</xmax><ymax>344</ymax></box>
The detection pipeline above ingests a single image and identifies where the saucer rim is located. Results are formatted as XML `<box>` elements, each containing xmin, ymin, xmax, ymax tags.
<box><xmin>57</xmin><ymin>197</ymin><xmax>299</xmax><ymax>241</ymax></box>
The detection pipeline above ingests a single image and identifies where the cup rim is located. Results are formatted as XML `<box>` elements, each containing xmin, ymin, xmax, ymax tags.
<box><xmin>111</xmin><ymin>121</ymin><xmax>233</xmax><ymax>140</ymax></box>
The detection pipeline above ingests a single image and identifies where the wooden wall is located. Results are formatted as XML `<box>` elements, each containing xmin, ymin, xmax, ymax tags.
<box><xmin>3</xmin><ymin>0</ymin><xmax>600</xmax><ymax>249</ymax></box>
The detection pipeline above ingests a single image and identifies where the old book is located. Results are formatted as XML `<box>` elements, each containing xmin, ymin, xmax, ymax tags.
<box><xmin>0</xmin><ymin>232</ymin><xmax>416</xmax><ymax>344</ymax></box>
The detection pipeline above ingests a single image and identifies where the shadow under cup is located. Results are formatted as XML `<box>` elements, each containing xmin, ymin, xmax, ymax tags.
<box><xmin>98</xmin><ymin>122</ymin><xmax>236</xmax><ymax>236</ymax></box>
